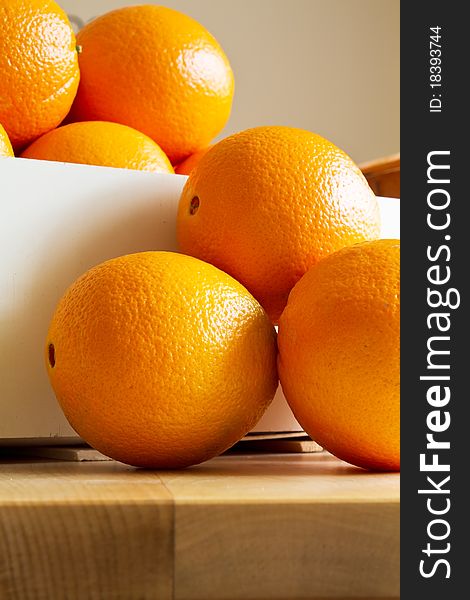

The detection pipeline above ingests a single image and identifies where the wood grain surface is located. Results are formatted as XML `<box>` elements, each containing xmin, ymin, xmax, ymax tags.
<box><xmin>0</xmin><ymin>451</ymin><xmax>399</xmax><ymax>600</ymax></box>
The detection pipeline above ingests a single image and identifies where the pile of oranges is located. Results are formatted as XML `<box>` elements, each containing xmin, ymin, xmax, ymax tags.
<box><xmin>0</xmin><ymin>1</ymin><xmax>232</xmax><ymax>171</ymax></box>
<box><xmin>1</xmin><ymin>1</ymin><xmax>400</xmax><ymax>472</ymax></box>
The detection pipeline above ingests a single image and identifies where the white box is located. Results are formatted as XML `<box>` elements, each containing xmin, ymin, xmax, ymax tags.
<box><xmin>0</xmin><ymin>157</ymin><xmax>399</xmax><ymax>443</ymax></box>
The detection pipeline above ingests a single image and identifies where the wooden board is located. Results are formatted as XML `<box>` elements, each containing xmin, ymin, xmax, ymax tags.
<box><xmin>0</xmin><ymin>451</ymin><xmax>399</xmax><ymax>600</ymax></box>
<box><xmin>10</xmin><ymin>435</ymin><xmax>322</xmax><ymax>462</ymax></box>
<box><xmin>8</xmin><ymin>445</ymin><xmax>113</xmax><ymax>462</ymax></box>
<box><xmin>237</xmin><ymin>434</ymin><xmax>323</xmax><ymax>453</ymax></box>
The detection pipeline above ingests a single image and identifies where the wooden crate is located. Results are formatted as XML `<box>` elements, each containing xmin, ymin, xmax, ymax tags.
<box><xmin>359</xmin><ymin>153</ymin><xmax>400</xmax><ymax>198</ymax></box>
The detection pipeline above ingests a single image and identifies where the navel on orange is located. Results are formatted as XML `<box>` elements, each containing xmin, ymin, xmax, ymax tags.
<box><xmin>71</xmin><ymin>5</ymin><xmax>234</xmax><ymax>164</ymax></box>
<box><xmin>21</xmin><ymin>121</ymin><xmax>174</xmax><ymax>173</ymax></box>
<box><xmin>0</xmin><ymin>0</ymin><xmax>79</xmax><ymax>151</ymax></box>
<box><xmin>46</xmin><ymin>251</ymin><xmax>278</xmax><ymax>468</ymax></box>
<box><xmin>177</xmin><ymin>126</ymin><xmax>380</xmax><ymax>322</ymax></box>
<box><xmin>278</xmin><ymin>239</ymin><xmax>400</xmax><ymax>471</ymax></box>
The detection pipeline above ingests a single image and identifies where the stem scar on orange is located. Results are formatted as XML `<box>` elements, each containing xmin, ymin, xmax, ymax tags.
<box><xmin>177</xmin><ymin>126</ymin><xmax>381</xmax><ymax>323</ymax></box>
<box><xmin>45</xmin><ymin>251</ymin><xmax>278</xmax><ymax>469</ymax></box>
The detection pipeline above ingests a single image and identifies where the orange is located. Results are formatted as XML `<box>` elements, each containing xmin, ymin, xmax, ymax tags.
<box><xmin>175</xmin><ymin>146</ymin><xmax>213</xmax><ymax>176</ymax></box>
<box><xmin>21</xmin><ymin>121</ymin><xmax>174</xmax><ymax>173</ymax></box>
<box><xmin>46</xmin><ymin>251</ymin><xmax>277</xmax><ymax>468</ymax></box>
<box><xmin>278</xmin><ymin>239</ymin><xmax>400</xmax><ymax>471</ymax></box>
<box><xmin>0</xmin><ymin>0</ymin><xmax>79</xmax><ymax>151</ymax></box>
<box><xmin>177</xmin><ymin>126</ymin><xmax>380</xmax><ymax>323</ymax></box>
<box><xmin>71</xmin><ymin>5</ymin><xmax>234</xmax><ymax>164</ymax></box>
<box><xmin>0</xmin><ymin>124</ymin><xmax>13</xmax><ymax>157</ymax></box>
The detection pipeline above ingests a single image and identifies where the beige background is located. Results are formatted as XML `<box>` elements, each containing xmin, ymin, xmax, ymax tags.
<box><xmin>60</xmin><ymin>0</ymin><xmax>399</xmax><ymax>163</ymax></box>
